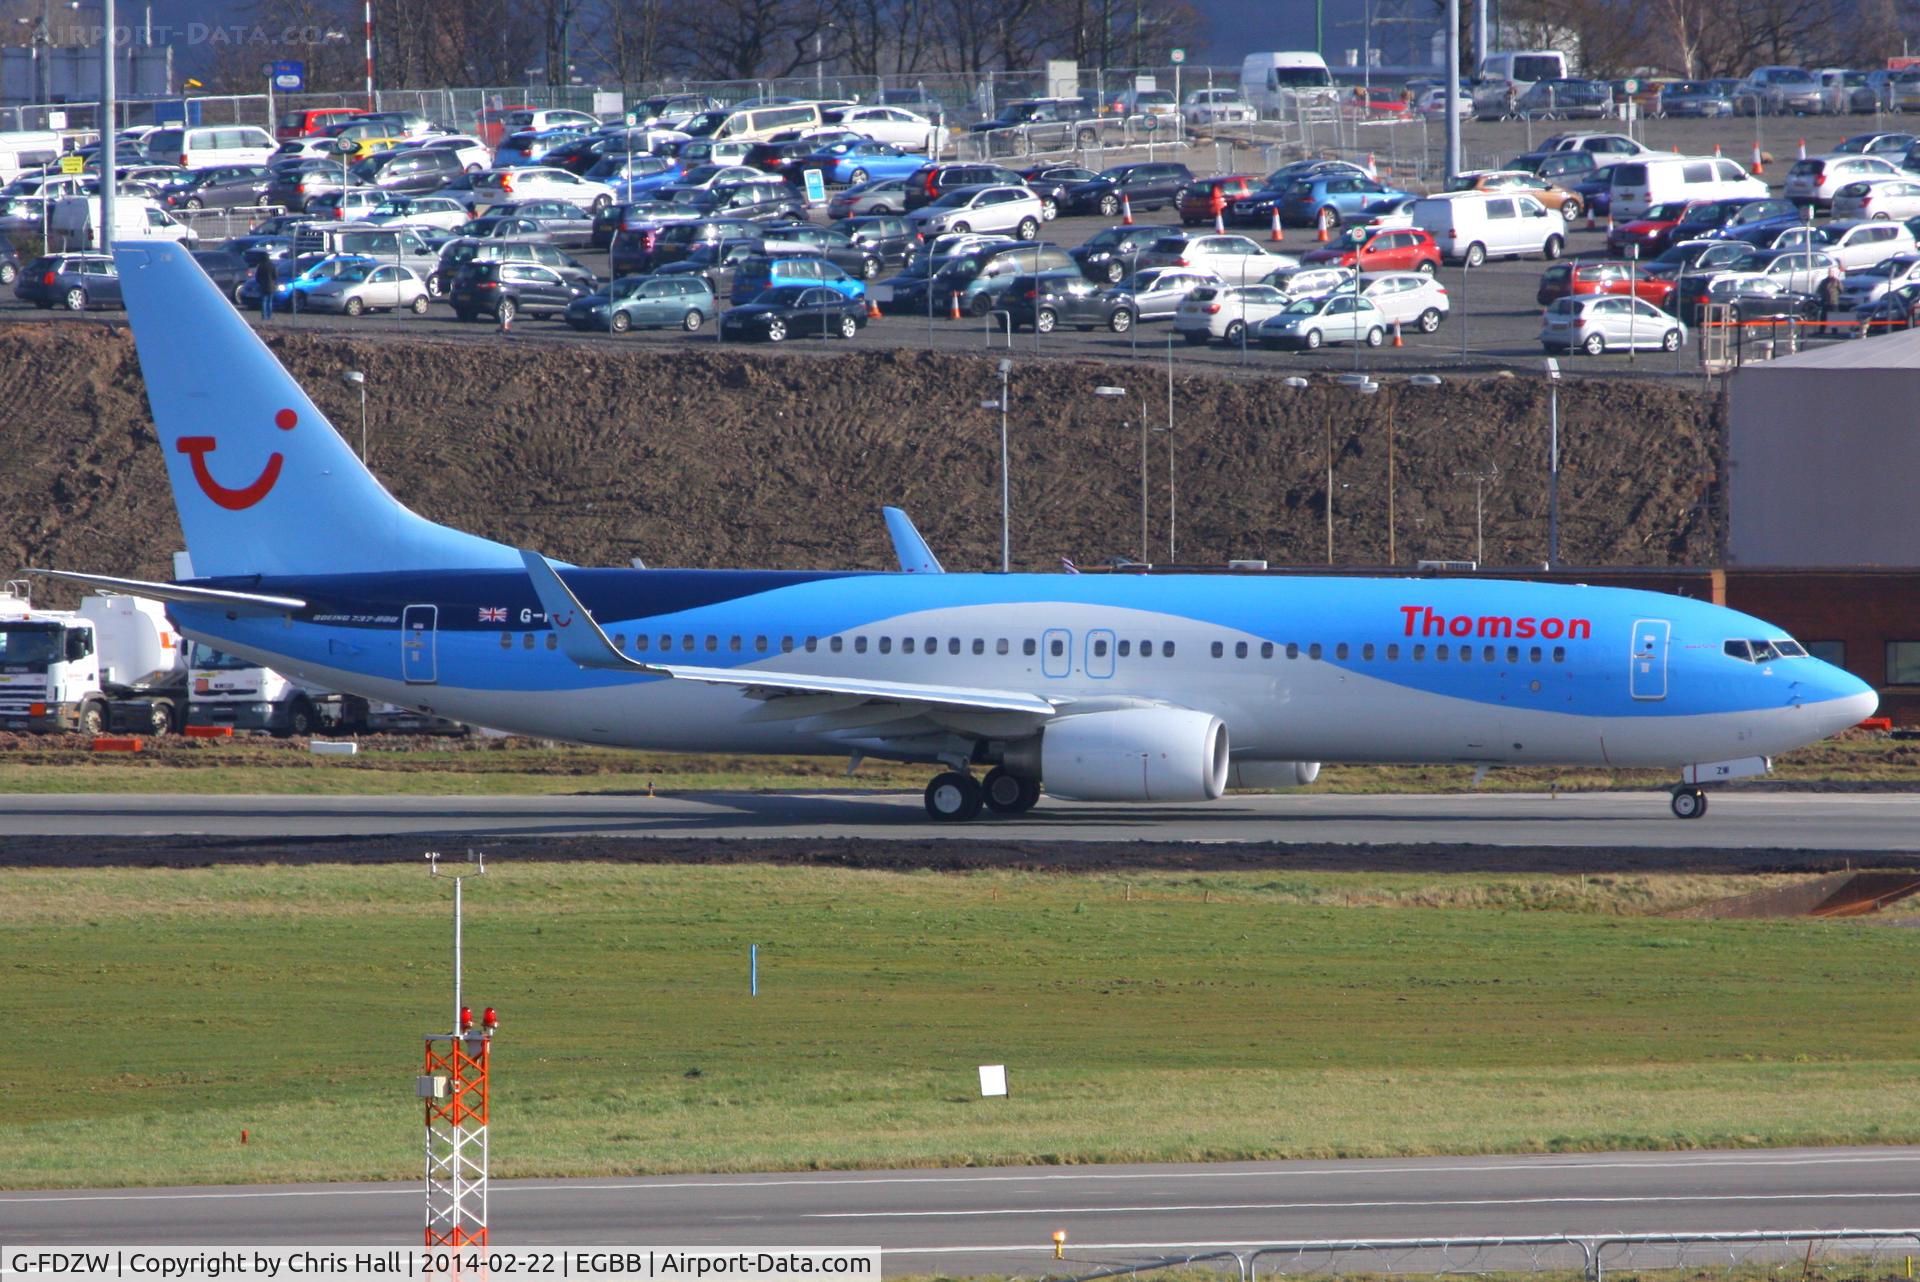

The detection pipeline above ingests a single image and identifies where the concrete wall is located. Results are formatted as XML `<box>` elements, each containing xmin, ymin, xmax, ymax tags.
<box><xmin>1728</xmin><ymin>366</ymin><xmax>1920</xmax><ymax>568</ymax></box>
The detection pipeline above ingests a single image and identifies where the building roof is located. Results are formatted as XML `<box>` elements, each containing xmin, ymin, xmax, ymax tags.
<box><xmin>1750</xmin><ymin>324</ymin><xmax>1920</xmax><ymax>370</ymax></box>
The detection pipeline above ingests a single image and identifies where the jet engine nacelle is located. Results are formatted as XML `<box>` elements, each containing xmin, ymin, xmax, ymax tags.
<box><xmin>1226</xmin><ymin>760</ymin><xmax>1322</xmax><ymax>789</ymax></box>
<box><xmin>1040</xmin><ymin>708</ymin><xmax>1230</xmax><ymax>802</ymax></box>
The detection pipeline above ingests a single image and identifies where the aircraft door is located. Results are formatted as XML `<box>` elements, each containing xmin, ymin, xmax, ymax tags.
<box><xmin>1086</xmin><ymin>629</ymin><xmax>1116</xmax><ymax>679</ymax></box>
<box><xmin>1630</xmin><ymin>617</ymin><xmax>1669</xmax><ymax>700</ymax></box>
<box><xmin>1041</xmin><ymin>628</ymin><xmax>1073</xmax><ymax>678</ymax></box>
<box><xmin>402</xmin><ymin>604</ymin><xmax>439</xmax><ymax>684</ymax></box>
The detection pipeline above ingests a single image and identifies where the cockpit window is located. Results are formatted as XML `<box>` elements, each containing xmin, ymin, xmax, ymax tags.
<box><xmin>1725</xmin><ymin>638</ymin><xmax>1804</xmax><ymax>663</ymax></box>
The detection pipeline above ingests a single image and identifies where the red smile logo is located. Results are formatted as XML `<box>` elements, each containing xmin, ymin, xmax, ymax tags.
<box><xmin>177</xmin><ymin>408</ymin><xmax>297</xmax><ymax>511</ymax></box>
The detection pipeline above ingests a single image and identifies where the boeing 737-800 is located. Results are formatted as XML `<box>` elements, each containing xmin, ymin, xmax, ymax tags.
<box><xmin>38</xmin><ymin>244</ymin><xmax>1878</xmax><ymax>821</ymax></box>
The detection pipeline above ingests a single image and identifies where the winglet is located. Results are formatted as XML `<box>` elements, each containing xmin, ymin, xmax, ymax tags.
<box><xmin>883</xmin><ymin>507</ymin><xmax>944</xmax><ymax>574</ymax></box>
<box><xmin>519</xmin><ymin>550</ymin><xmax>660</xmax><ymax>673</ymax></box>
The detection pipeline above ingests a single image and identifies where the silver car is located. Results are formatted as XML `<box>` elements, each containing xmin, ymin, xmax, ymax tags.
<box><xmin>1540</xmin><ymin>294</ymin><xmax>1685</xmax><ymax>355</ymax></box>
<box><xmin>905</xmin><ymin>184</ymin><xmax>1046</xmax><ymax>239</ymax></box>
<box><xmin>1104</xmin><ymin>266</ymin><xmax>1222</xmax><ymax>319</ymax></box>
<box><xmin>300</xmin><ymin>261</ymin><xmax>431</xmax><ymax>316</ymax></box>
<box><xmin>827</xmin><ymin>178</ymin><xmax>909</xmax><ymax>219</ymax></box>
<box><xmin>1836</xmin><ymin>253</ymin><xmax>1920</xmax><ymax>310</ymax></box>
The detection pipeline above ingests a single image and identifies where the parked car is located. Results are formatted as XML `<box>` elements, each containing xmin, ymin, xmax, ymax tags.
<box><xmin>1263</xmin><ymin>263</ymin><xmax>1359</xmax><ymax>298</ymax></box>
<box><xmin>1302</xmin><ymin>225</ymin><xmax>1442</xmax><ymax>273</ymax></box>
<box><xmin>751</xmin><ymin>222</ymin><xmax>886</xmax><ymax>278</ymax></box>
<box><xmin>470</xmin><ymin>166</ymin><xmax>615</xmax><ymax>211</ymax></box>
<box><xmin>1868</xmin><ymin>69</ymin><xmax>1920</xmax><ymax>112</ymax></box>
<box><xmin>1733</xmin><ymin>66</ymin><xmax>1825</xmax><ymax>115</ymax></box>
<box><xmin>1355</xmin><ymin>271</ymin><xmax>1450</xmax><ymax>332</ymax></box>
<box><xmin>1001</xmin><ymin>270</ymin><xmax>1136</xmax><ymax>333</ymax></box>
<box><xmin>1536</xmin><ymin>259</ymin><xmax>1675</xmax><ymax>308</ymax></box>
<box><xmin>1505</xmin><ymin>150</ymin><xmax>1597</xmax><ymax>183</ymax></box>
<box><xmin>162</xmin><ymin>164</ymin><xmax>269</xmax><ymax>210</ymax></box>
<box><xmin>1785</xmin><ymin>154</ymin><xmax>1903</xmax><ymax>208</ymax></box>
<box><xmin>1515</xmin><ymin>79</ymin><xmax>1612</xmax><ymax>119</ymax></box>
<box><xmin>188</xmin><ymin>248</ymin><xmax>251</xmax><ymax>302</ymax></box>
<box><xmin>878</xmin><ymin>240</ymin><xmax>1071</xmax><ymax>316</ymax></box>
<box><xmin>277</xmin><ymin>106</ymin><xmax>363</xmax><ymax>140</ymax></box>
<box><xmin>1836</xmin><ymin>253</ymin><xmax>1920</xmax><ymax>310</ymax></box>
<box><xmin>1448</xmin><ymin>169</ymin><xmax>1585</xmax><ymax>220</ymax></box>
<box><xmin>348</xmin><ymin>145</ymin><xmax>466</xmax><ymax>196</ymax></box>
<box><xmin>823</xmin><ymin>104</ymin><xmax>947</xmax><ymax>153</ymax></box>
<box><xmin>1059</xmin><ymin>162</ymin><xmax>1194</xmax><ymax>217</ymax></box>
<box><xmin>1641</xmin><ymin>238</ymin><xmax>1757</xmax><ymax>283</ymax></box>
<box><xmin>1104</xmin><ymin>266</ymin><xmax>1222</xmax><ymax>319</ymax></box>
<box><xmin>411</xmin><ymin>134</ymin><xmax>493</xmax><ymax>173</ymax></box>
<box><xmin>1724</xmin><ymin>221</ymin><xmax>1819</xmax><ymax>252</ymax></box>
<box><xmin>1411</xmin><ymin>191</ymin><xmax>1565</xmax><ymax>265</ymax></box>
<box><xmin>901</xmin><ymin>162</ymin><xmax>1027</xmax><ymax>211</ymax></box>
<box><xmin>832</xmin><ymin>215</ymin><xmax>917</xmax><ymax>269</ymax></box>
<box><xmin>1174</xmin><ymin>282</ymin><xmax>1291</xmax><ymax>344</ymax></box>
<box><xmin>1071</xmin><ymin>223</ymin><xmax>1178</xmax><ymax>283</ymax></box>
<box><xmin>1690</xmin><ymin>274</ymin><xmax>1825</xmax><ymax>326</ymax></box>
<box><xmin>726</xmin><ymin>253</ymin><xmax>866</xmax><ymax>304</ymax></box>
<box><xmin>1541</xmin><ymin>294</ymin><xmax>1685</xmax><ymax>354</ymax></box>
<box><xmin>1568</xmin><ymin>161</ymin><xmax>1628</xmax><ymax>217</ymax></box>
<box><xmin>720</xmin><ymin>284</ymin><xmax>869</xmax><ymax>341</ymax></box>
<box><xmin>611</xmin><ymin>215</ymin><xmax>760</xmax><ymax>275</ymax></box>
<box><xmin>299</xmin><ymin>261</ymin><xmax>431</xmax><ymax>315</ymax></box>
<box><xmin>1852</xmin><ymin>280</ymin><xmax>1920</xmax><ymax>331</ymax></box>
<box><xmin>1139</xmin><ymin>231</ymin><xmax>1284</xmax><ymax>282</ymax></box>
<box><xmin>1537</xmin><ymin>131</ymin><xmax>1651</xmax><ymax>156</ymax></box>
<box><xmin>1608</xmin><ymin>156</ymin><xmax>1769</xmax><ymax>220</ymax></box>
<box><xmin>1831</xmin><ymin>178</ymin><xmax>1920</xmax><ymax>221</ymax></box>
<box><xmin>1721</xmin><ymin>247</ymin><xmax>1844</xmax><ymax>300</ymax></box>
<box><xmin>1818</xmin><ymin>70</ymin><xmax>1880</xmax><ymax>115</ymax></box>
<box><xmin>1606</xmin><ymin>200</ymin><xmax>1703</xmax><ymax>257</ymax></box>
<box><xmin>1256</xmin><ymin>292</ymin><xmax>1390</xmax><ymax>349</ymax></box>
<box><xmin>566</xmin><ymin>273</ymin><xmax>714</xmax><ymax>333</ymax></box>
<box><xmin>432</xmin><ymin>237</ymin><xmax>594</xmax><ymax>298</ymax></box>
<box><xmin>495</xmin><ymin>126</ymin><xmax>593</xmax><ymax>168</ymax></box>
<box><xmin>1014</xmin><ymin>165</ymin><xmax>1098</xmax><ymax>220</ymax></box>
<box><xmin>905</xmin><ymin>184</ymin><xmax>1044</xmax><ymax>239</ymax></box>
<box><xmin>363</xmin><ymin>193</ymin><xmax>473</xmax><ymax>231</ymax></box>
<box><xmin>1280</xmin><ymin>172</ymin><xmax>1417</xmax><ymax>229</ymax></box>
<box><xmin>1183</xmin><ymin>89</ymin><xmax>1256</xmax><ymax>127</ymax></box>
<box><xmin>1670</xmin><ymin>197</ymin><xmax>1799</xmax><ymax>242</ymax></box>
<box><xmin>798</xmin><ymin>139</ymin><xmax>926</xmax><ymax>187</ymax></box>
<box><xmin>1660</xmin><ymin>80</ymin><xmax>1736</xmax><ymax>117</ymax></box>
<box><xmin>448</xmin><ymin>259</ymin><xmax>592</xmax><ymax>322</ymax></box>
<box><xmin>1811</xmin><ymin>219</ymin><xmax>1916</xmax><ymax>270</ymax></box>
<box><xmin>15</xmin><ymin>252</ymin><xmax>120</xmax><ymax>309</ymax></box>
<box><xmin>468</xmin><ymin>199</ymin><xmax>596</xmax><ymax>247</ymax></box>
<box><xmin>304</xmin><ymin>188</ymin><xmax>389</xmax><ymax>220</ymax></box>
<box><xmin>823</xmin><ymin>177</ymin><xmax>906</xmax><ymax>218</ymax></box>
<box><xmin>1178</xmin><ymin>175</ymin><xmax>1259</xmax><ymax>225</ymax></box>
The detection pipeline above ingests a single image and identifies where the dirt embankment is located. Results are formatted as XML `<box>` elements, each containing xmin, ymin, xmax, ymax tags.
<box><xmin>0</xmin><ymin>322</ymin><xmax>1725</xmax><ymax>597</ymax></box>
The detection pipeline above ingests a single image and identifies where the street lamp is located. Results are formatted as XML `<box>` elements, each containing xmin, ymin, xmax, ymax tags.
<box><xmin>1544</xmin><ymin>357</ymin><xmax>1561</xmax><ymax>569</ymax></box>
<box><xmin>341</xmin><ymin>369</ymin><xmax>367</xmax><ymax>462</ymax></box>
<box><xmin>1091</xmin><ymin>384</ymin><xmax>1148</xmax><ymax>565</ymax></box>
<box><xmin>979</xmin><ymin>357</ymin><xmax>1013</xmax><ymax>573</ymax></box>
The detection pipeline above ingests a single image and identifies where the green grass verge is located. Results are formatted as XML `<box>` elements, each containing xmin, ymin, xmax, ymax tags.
<box><xmin>0</xmin><ymin>731</ymin><xmax>1913</xmax><ymax>795</ymax></box>
<box><xmin>5</xmin><ymin>863</ymin><xmax>1920</xmax><ymax>1190</ymax></box>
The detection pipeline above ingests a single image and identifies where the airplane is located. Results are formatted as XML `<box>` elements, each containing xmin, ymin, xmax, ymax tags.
<box><xmin>37</xmin><ymin>243</ymin><xmax>1877</xmax><ymax>823</ymax></box>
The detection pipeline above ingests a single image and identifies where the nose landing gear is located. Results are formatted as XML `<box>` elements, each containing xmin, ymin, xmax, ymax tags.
<box><xmin>1670</xmin><ymin>786</ymin><xmax>1708</xmax><ymax>819</ymax></box>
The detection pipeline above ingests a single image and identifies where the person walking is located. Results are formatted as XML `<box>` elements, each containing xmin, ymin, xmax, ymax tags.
<box><xmin>255</xmin><ymin>254</ymin><xmax>278</xmax><ymax>322</ymax></box>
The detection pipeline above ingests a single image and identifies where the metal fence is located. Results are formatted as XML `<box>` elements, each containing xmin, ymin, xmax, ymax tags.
<box><xmin>1045</xmin><ymin>1229</ymin><xmax>1920</xmax><ymax>1282</ymax></box>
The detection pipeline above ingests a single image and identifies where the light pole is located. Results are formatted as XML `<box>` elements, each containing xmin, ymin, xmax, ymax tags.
<box><xmin>1333</xmin><ymin>373</ymin><xmax>1378</xmax><ymax>565</ymax></box>
<box><xmin>979</xmin><ymin>356</ymin><xmax>1013</xmax><ymax>572</ymax></box>
<box><xmin>342</xmin><ymin>369</ymin><xmax>367</xmax><ymax>462</ymax></box>
<box><xmin>1544</xmin><ymin>358</ymin><xmax>1561</xmax><ymax>568</ymax></box>
<box><xmin>1400</xmin><ymin>373</ymin><xmax>1444</xmax><ymax>564</ymax></box>
<box><xmin>1092</xmin><ymin>384</ymin><xmax>1148</xmax><ymax>564</ymax></box>
<box><xmin>1455</xmin><ymin>465</ymin><xmax>1498</xmax><ymax>565</ymax></box>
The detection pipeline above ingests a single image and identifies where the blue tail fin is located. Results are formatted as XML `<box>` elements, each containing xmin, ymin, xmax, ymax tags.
<box><xmin>114</xmin><ymin>243</ymin><xmax>522</xmax><ymax>579</ymax></box>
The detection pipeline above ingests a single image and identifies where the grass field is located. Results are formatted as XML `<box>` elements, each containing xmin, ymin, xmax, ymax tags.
<box><xmin>0</xmin><ymin>731</ymin><xmax>1913</xmax><ymax>795</ymax></box>
<box><xmin>6</xmin><ymin>862</ymin><xmax>1920</xmax><ymax>1190</ymax></box>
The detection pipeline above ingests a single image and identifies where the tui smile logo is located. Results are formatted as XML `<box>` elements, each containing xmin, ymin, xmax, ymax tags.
<box><xmin>176</xmin><ymin>408</ymin><xmax>297</xmax><ymax>511</ymax></box>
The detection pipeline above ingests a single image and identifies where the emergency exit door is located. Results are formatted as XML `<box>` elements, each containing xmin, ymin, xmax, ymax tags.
<box><xmin>1630</xmin><ymin>618</ymin><xmax>1669</xmax><ymax>700</ymax></box>
<box><xmin>402</xmin><ymin>605</ymin><xmax>438</xmax><ymax>684</ymax></box>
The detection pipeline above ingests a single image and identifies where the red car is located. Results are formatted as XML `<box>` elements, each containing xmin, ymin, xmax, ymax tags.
<box><xmin>1179</xmin><ymin>175</ymin><xmax>1258</xmax><ymax>226</ymax></box>
<box><xmin>1301</xmin><ymin>226</ymin><xmax>1442</xmax><ymax>273</ymax></box>
<box><xmin>1605</xmin><ymin>200</ymin><xmax>1703</xmax><ymax>258</ymax></box>
<box><xmin>1537</xmin><ymin>260</ymin><xmax>1677</xmax><ymax>309</ymax></box>
<box><xmin>275</xmin><ymin>106</ymin><xmax>362</xmax><ymax>141</ymax></box>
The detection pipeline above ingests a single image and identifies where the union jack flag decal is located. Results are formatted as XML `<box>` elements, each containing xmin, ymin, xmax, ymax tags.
<box><xmin>478</xmin><ymin>606</ymin><xmax>508</xmax><ymax>623</ymax></box>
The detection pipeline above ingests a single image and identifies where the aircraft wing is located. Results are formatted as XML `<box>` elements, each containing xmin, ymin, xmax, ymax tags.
<box><xmin>520</xmin><ymin>551</ymin><xmax>1054</xmax><ymax>717</ymax></box>
<box><xmin>28</xmin><ymin>569</ymin><xmax>307</xmax><ymax>614</ymax></box>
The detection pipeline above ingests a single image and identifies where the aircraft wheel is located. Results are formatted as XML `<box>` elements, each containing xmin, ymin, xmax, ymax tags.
<box><xmin>982</xmin><ymin>767</ymin><xmax>1040</xmax><ymax>815</ymax></box>
<box><xmin>925</xmin><ymin>771</ymin><xmax>983</xmax><ymax>821</ymax></box>
<box><xmin>1670</xmin><ymin>787</ymin><xmax>1708</xmax><ymax>819</ymax></box>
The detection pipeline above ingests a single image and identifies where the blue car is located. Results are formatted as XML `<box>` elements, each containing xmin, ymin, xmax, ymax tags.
<box><xmin>804</xmin><ymin>140</ymin><xmax>928</xmax><ymax>186</ymax></box>
<box><xmin>1277</xmin><ymin>174</ymin><xmax>1414</xmax><ymax>229</ymax></box>
<box><xmin>237</xmin><ymin>254</ymin><xmax>377</xmax><ymax>309</ymax></box>
<box><xmin>611</xmin><ymin>160</ymin><xmax>688</xmax><ymax>202</ymax></box>
<box><xmin>497</xmin><ymin>127</ymin><xmax>592</xmax><ymax>167</ymax></box>
<box><xmin>728</xmin><ymin>254</ymin><xmax>867</xmax><ymax>305</ymax></box>
<box><xmin>1569</xmin><ymin>163</ymin><xmax>1621</xmax><ymax>218</ymax></box>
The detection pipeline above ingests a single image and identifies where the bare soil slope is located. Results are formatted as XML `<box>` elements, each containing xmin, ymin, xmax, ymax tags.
<box><xmin>0</xmin><ymin>322</ymin><xmax>1724</xmax><ymax>594</ymax></box>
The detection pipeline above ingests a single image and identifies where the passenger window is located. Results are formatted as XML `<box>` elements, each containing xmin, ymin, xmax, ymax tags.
<box><xmin>1234</xmin><ymin>641</ymin><xmax>1248</xmax><ymax>658</ymax></box>
<box><xmin>925</xmin><ymin>637</ymin><xmax>937</xmax><ymax>654</ymax></box>
<box><xmin>1553</xmin><ymin>646</ymin><xmax>1567</xmax><ymax>662</ymax></box>
<box><xmin>634</xmin><ymin>635</ymin><xmax>650</xmax><ymax>652</ymax></box>
<box><xmin>901</xmin><ymin>637</ymin><xmax>915</xmax><ymax>654</ymax></box>
<box><xmin>1119</xmin><ymin>640</ymin><xmax>1132</xmax><ymax>657</ymax></box>
<box><xmin>804</xmin><ymin>637</ymin><xmax>818</xmax><ymax>652</ymax></box>
<box><xmin>706</xmin><ymin>636</ymin><xmax>719</xmax><ymax>651</ymax></box>
<box><xmin>1286</xmin><ymin>643</ymin><xmax>1299</xmax><ymax>659</ymax></box>
<box><xmin>1387</xmin><ymin>644</ymin><xmax>1399</xmax><ymax>660</ymax></box>
<box><xmin>1530</xmin><ymin>645</ymin><xmax>1542</xmax><ymax>662</ymax></box>
<box><xmin>546</xmin><ymin>634</ymin><xmax>558</xmax><ymax>650</ymax></box>
<box><xmin>948</xmin><ymin>638</ymin><xmax>961</xmax><ymax>655</ymax></box>
<box><xmin>997</xmin><ymin>639</ymin><xmax>1010</xmax><ymax>655</ymax></box>
<box><xmin>1212</xmin><ymin>641</ymin><xmax>1225</xmax><ymax>658</ymax></box>
<box><xmin>1438</xmin><ymin>644</ymin><xmax>1450</xmax><ymax>661</ymax></box>
<box><xmin>1308</xmin><ymin>643</ymin><xmax>1323</xmax><ymax>660</ymax></box>
<box><xmin>1459</xmin><ymin>645</ymin><xmax>1471</xmax><ymax>663</ymax></box>
<box><xmin>830</xmin><ymin>637</ymin><xmax>843</xmax><ymax>652</ymax></box>
<box><xmin>1163</xmin><ymin>641</ymin><xmax>1176</xmax><ymax>657</ymax></box>
<box><xmin>728</xmin><ymin>636</ymin><xmax>741</xmax><ymax>652</ymax></box>
<box><xmin>500</xmin><ymin>633</ymin><xmax>512</xmax><ymax>649</ymax></box>
<box><xmin>523</xmin><ymin>634</ymin><xmax>534</xmax><ymax>649</ymax></box>
<box><xmin>1094</xmin><ymin>638</ymin><xmax>1109</xmax><ymax>657</ymax></box>
<box><xmin>1023</xmin><ymin>639</ymin><xmax>1036</xmax><ymax>656</ymax></box>
<box><xmin>854</xmin><ymin>637</ymin><xmax>868</xmax><ymax>653</ymax></box>
<box><xmin>1362</xmin><ymin>643</ymin><xmax>1375</xmax><ymax>660</ymax></box>
<box><xmin>1413</xmin><ymin>644</ymin><xmax>1426</xmax><ymax>660</ymax></box>
<box><xmin>780</xmin><ymin>637</ymin><xmax>793</xmax><ymax>652</ymax></box>
<box><xmin>1260</xmin><ymin>642</ymin><xmax>1274</xmax><ymax>659</ymax></box>
<box><xmin>613</xmin><ymin>633</ymin><xmax>625</xmax><ymax>649</ymax></box>
<box><xmin>1335</xmin><ymin>643</ymin><xmax>1349</xmax><ymax>660</ymax></box>
<box><xmin>1506</xmin><ymin>645</ymin><xmax>1518</xmax><ymax>662</ymax></box>
<box><xmin>879</xmin><ymin>637</ymin><xmax>893</xmax><ymax>654</ymax></box>
<box><xmin>972</xmin><ymin>639</ymin><xmax>985</xmax><ymax>655</ymax></box>
<box><xmin>1049</xmin><ymin>637</ymin><xmax>1065</xmax><ymax>657</ymax></box>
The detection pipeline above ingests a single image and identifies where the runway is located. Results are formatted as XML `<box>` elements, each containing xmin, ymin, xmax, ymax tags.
<box><xmin>7</xmin><ymin>1149</ymin><xmax>1920</xmax><ymax>1273</ymax></box>
<box><xmin>0</xmin><ymin>790</ymin><xmax>1916</xmax><ymax>851</ymax></box>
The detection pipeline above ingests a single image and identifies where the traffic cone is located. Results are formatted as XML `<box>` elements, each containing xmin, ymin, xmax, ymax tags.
<box><xmin>948</xmin><ymin>290</ymin><xmax>962</xmax><ymax>320</ymax></box>
<box><xmin>1270</xmin><ymin>206</ymin><xmax>1284</xmax><ymax>243</ymax></box>
<box><xmin>1713</xmin><ymin>142</ymin><xmax>1722</xmax><ymax>157</ymax></box>
<box><xmin>1798</xmin><ymin>138</ymin><xmax>1807</xmax><ymax>159</ymax></box>
<box><xmin>1317</xmin><ymin>216</ymin><xmax>1330</xmax><ymax>243</ymax></box>
<box><xmin>1392</xmin><ymin>321</ymin><xmax>1403</xmax><ymax>347</ymax></box>
<box><xmin>1214</xmin><ymin>209</ymin><xmax>1225</xmax><ymax>234</ymax></box>
<box><xmin>1121</xmin><ymin>194</ymin><xmax>1133</xmax><ymax>225</ymax></box>
<box><xmin>1752</xmin><ymin>142</ymin><xmax>1765</xmax><ymax>176</ymax></box>
<box><xmin>867</xmin><ymin>295</ymin><xmax>882</xmax><ymax>320</ymax></box>
<box><xmin>1586</xmin><ymin>207</ymin><xmax>1596</xmax><ymax>231</ymax></box>
<box><xmin>1366</xmin><ymin>152</ymin><xmax>1376</xmax><ymax>174</ymax></box>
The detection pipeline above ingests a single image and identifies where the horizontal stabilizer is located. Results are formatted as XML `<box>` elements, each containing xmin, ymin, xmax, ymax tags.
<box><xmin>28</xmin><ymin>568</ymin><xmax>306</xmax><ymax>613</ymax></box>
<box><xmin>519</xmin><ymin>549</ymin><xmax>1054</xmax><ymax>717</ymax></box>
<box><xmin>883</xmin><ymin>506</ymin><xmax>943</xmax><ymax>574</ymax></box>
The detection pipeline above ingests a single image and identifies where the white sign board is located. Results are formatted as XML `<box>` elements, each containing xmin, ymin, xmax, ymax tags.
<box><xmin>978</xmin><ymin>1064</ymin><xmax>1008</xmax><ymax>1097</ymax></box>
<box><xmin>48</xmin><ymin>110</ymin><xmax>67</xmax><ymax>130</ymax></box>
<box><xmin>593</xmin><ymin>91</ymin><xmax>624</xmax><ymax>117</ymax></box>
<box><xmin>1135</xmin><ymin>75</ymin><xmax>1158</xmax><ymax>92</ymax></box>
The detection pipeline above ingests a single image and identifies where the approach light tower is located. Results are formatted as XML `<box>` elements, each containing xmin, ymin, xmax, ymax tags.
<box><xmin>420</xmin><ymin>849</ymin><xmax>495</xmax><ymax>1246</ymax></box>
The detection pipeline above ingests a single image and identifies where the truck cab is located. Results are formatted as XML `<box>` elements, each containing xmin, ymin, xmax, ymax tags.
<box><xmin>0</xmin><ymin>585</ymin><xmax>183</xmax><ymax>734</ymax></box>
<box><xmin>187</xmin><ymin>642</ymin><xmax>330</xmax><ymax>737</ymax></box>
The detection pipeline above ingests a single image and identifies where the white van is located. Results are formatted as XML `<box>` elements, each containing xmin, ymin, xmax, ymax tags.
<box><xmin>1239</xmin><ymin>52</ymin><xmax>1337</xmax><ymax>113</ymax></box>
<box><xmin>679</xmin><ymin>103</ymin><xmax>823</xmax><ymax>142</ymax></box>
<box><xmin>1410</xmin><ymin>190</ymin><xmax>1565</xmax><ymax>266</ymax></box>
<box><xmin>1608</xmin><ymin>155</ymin><xmax>1768</xmax><ymax>219</ymax></box>
<box><xmin>142</xmin><ymin>125</ymin><xmax>277</xmax><ymax>170</ymax></box>
<box><xmin>50</xmin><ymin>195</ymin><xmax>196</xmax><ymax>250</ymax></box>
<box><xmin>1477</xmin><ymin>50</ymin><xmax>1570</xmax><ymax>92</ymax></box>
<box><xmin>0</xmin><ymin>131</ymin><xmax>64</xmax><ymax>185</ymax></box>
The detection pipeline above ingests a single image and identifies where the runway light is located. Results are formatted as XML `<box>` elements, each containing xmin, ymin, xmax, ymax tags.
<box><xmin>1052</xmin><ymin>1230</ymin><xmax>1067</xmax><ymax>1260</ymax></box>
<box><xmin>482</xmin><ymin>1006</ymin><xmax>498</xmax><ymax>1031</ymax></box>
<box><xmin>459</xmin><ymin>1005</ymin><xmax>474</xmax><ymax>1032</ymax></box>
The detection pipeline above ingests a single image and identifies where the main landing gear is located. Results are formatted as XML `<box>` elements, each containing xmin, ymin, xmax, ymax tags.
<box><xmin>1670</xmin><ymin>786</ymin><xmax>1709</xmax><ymax>819</ymax></box>
<box><xmin>923</xmin><ymin>767</ymin><xmax>1041</xmax><ymax>821</ymax></box>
